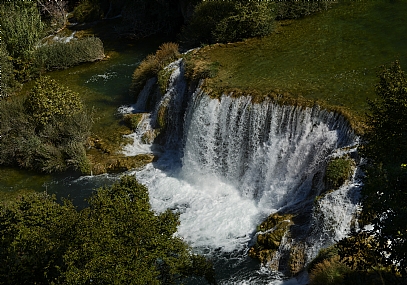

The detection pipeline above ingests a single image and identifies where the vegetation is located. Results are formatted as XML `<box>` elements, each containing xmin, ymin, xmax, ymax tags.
<box><xmin>0</xmin><ymin>176</ymin><xmax>215</xmax><ymax>284</ymax></box>
<box><xmin>194</xmin><ymin>0</ymin><xmax>407</xmax><ymax>119</ymax></box>
<box><xmin>337</xmin><ymin>61</ymin><xmax>407</xmax><ymax>281</ymax></box>
<box><xmin>275</xmin><ymin>0</ymin><xmax>335</xmax><ymax>20</ymax></box>
<box><xmin>180</xmin><ymin>0</ymin><xmax>275</xmax><ymax>47</ymax></box>
<box><xmin>0</xmin><ymin>77</ymin><xmax>92</xmax><ymax>173</ymax></box>
<box><xmin>309</xmin><ymin>255</ymin><xmax>351</xmax><ymax>285</ymax></box>
<box><xmin>0</xmin><ymin>0</ymin><xmax>44</xmax><ymax>81</ymax></box>
<box><xmin>0</xmin><ymin>44</ymin><xmax>18</xmax><ymax>98</ymax></box>
<box><xmin>73</xmin><ymin>0</ymin><xmax>104</xmax><ymax>23</ymax></box>
<box><xmin>35</xmin><ymin>37</ymin><xmax>105</xmax><ymax>71</ymax></box>
<box><xmin>325</xmin><ymin>157</ymin><xmax>354</xmax><ymax>189</ymax></box>
<box><xmin>130</xmin><ymin>42</ymin><xmax>180</xmax><ymax>98</ymax></box>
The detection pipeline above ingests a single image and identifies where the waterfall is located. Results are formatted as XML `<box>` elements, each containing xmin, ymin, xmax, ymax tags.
<box><xmin>122</xmin><ymin>59</ymin><xmax>361</xmax><ymax>283</ymax></box>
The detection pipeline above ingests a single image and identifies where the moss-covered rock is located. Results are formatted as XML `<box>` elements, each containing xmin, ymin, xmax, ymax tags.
<box><xmin>123</xmin><ymin>113</ymin><xmax>144</xmax><ymax>130</ymax></box>
<box><xmin>86</xmin><ymin>135</ymin><xmax>154</xmax><ymax>175</ymax></box>
<box><xmin>249</xmin><ymin>213</ymin><xmax>294</xmax><ymax>265</ymax></box>
<box><xmin>325</xmin><ymin>157</ymin><xmax>355</xmax><ymax>190</ymax></box>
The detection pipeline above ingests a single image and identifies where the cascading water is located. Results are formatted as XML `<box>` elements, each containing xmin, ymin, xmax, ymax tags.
<box><xmin>121</xmin><ymin>59</ymin><xmax>361</xmax><ymax>284</ymax></box>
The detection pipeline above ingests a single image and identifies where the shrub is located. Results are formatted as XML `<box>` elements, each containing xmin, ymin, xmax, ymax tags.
<box><xmin>35</xmin><ymin>37</ymin><xmax>105</xmax><ymax>70</ymax></box>
<box><xmin>73</xmin><ymin>0</ymin><xmax>104</xmax><ymax>23</ymax></box>
<box><xmin>0</xmin><ymin>1</ymin><xmax>44</xmax><ymax>60</ymax></box>
<box><xmin>275</xmin><ymin>0</ymin><xmax>335</xmax><ymax>20</ymax></box>
<box><xmin>325</xmin><ymin>157</ymin><xmax>354</xmax><ymax>189</ymax></box>
<box><xmin>309</xmin><ymin>255</ymin><xmax>352</xmax><ymax>285</ymax></box>
<box><xmin>0</xmin><ymin>0</ymin><xmax>44</xmax><ymax>81</ymax></box>
<box><xmin>0</xmin><ymin>77</ymin><xmax>92</xmax><ymax>173</ymax></box>
<box><xmin>180</xmin><ymin>0</ymin><xmax>275</xmax><ymax>47</ymax></box>
<box><xmin>0</xmin><ymin>44</ymin><xmax>18</xmax><ymax>98</ymax></box>
<box><xmin>25</xmin><ymin>76</ymin><xmax>83</xmax><ymax>126</ymax></box>
<box><xmin>130</xmin><ymin>42</ymin><xmax>180</xmax><ymax>97</ymax></box>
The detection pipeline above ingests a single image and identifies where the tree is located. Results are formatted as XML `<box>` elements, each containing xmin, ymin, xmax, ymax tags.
<box><xmin>338</xmin><ymin>61</ymin><xmax>407</xmax><ymax>279</ymax></box>
<box><xmin>0</xmin><ymin>192</ymin><xmax>79</xmax><ymax>284</ymax></box>
<box><xmin>36</xmin><ymin>0</ymin><xmax>69</xmax><ymax>31</ymax></box>
<box><xmin>63</xmin><ymin>176</ymin><xmax>215</xmax><ymax>284</ymax></box>
<box><xmin>0</xmin><ymin>176</ymin><xmax>215</xmax><ymax>284</ymax></box>
<box><xmin>180</xmin><ymin>0</ymin><xmax>275</xmax><ymax>47</ymax></box>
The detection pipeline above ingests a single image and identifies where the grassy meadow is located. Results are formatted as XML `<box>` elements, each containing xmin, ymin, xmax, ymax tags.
<box><xmin>193</xmin><ymin>0</ymin><xmax>407</xmax><ymax>121</ymax></box>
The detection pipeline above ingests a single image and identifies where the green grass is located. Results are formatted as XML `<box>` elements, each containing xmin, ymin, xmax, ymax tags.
<box><xmin>195</xmin><ymin>0</ymin><xmax>407</xmax><ymax>121</ymax></box>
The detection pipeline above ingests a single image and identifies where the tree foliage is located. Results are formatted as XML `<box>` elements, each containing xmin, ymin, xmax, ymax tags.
<box><xmin>180</xmin><ymin>0</ymin><xmax>275</xmax><ymax>47</ymax></box>
<box><xmin>338</xmin><ymin>61</ymin><xmax>407</xmax><ymax>279</ymax></box>
<box><xmin>0</xmin><ymin>176</ymin><xmax>215</xmax><ymax>284</ymax></box>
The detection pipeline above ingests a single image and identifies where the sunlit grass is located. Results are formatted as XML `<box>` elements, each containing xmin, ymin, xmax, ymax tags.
<box><xmin>196</xmin><ymin>0</ymin><xmax>407</xmax><ymax>120</ymax></box>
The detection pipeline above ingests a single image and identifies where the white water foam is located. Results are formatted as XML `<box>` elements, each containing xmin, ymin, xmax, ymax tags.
<box><xmin>121</xmin><ymin>59</ymin><xmax>359</xmax><ymax>283</ymax></box>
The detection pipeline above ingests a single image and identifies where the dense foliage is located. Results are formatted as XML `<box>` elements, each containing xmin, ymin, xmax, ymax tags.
<box><xmin>0</xmin><ymin>176</ymin><xmax>215</xmax><ymax>284</ymax></box>
<box><xmin>0</xmin><ymin>0</ymin><xmax>104</xmax><ymax>87</ymax></box>
<box><xmin>275</xmin><ymin>0</ymin><xmax>334</xmax><ymax>20</ymax></box>
<box><xmin>0</xmin><ymin>0</ymin><xmax>44</xmax><ymax>81</ymax></box>
<box><xmin>0</xmin><ymin>44</ymin><xmax>18</xmax><ymax>98</ymax></box>
<box><xmin>0</xmin><ymin>77</ymin><xmax>92</xmax><ymax>173</ymax></box>
<box><xmin>180</xmin><ymin>0</ymin><xmax>275</xmax><ymax>46</ymax></box>
<box><xmin>35</xmin><ymin>37</ymin><xmax>105</xmax><ymax>71</ymax></box>
<box><xmin>338</xmin><ymin>61</ymin><xmax>407</xmax><ymax>280</ymax></box>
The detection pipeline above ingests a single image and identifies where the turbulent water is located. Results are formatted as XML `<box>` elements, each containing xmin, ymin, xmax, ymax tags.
<box><xmin>121</xmin><ymin>59</ymin><xmax>361</xmax><ymax>284</ymax></box>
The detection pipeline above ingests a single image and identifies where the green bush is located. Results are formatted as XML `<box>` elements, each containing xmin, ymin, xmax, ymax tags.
<box><xmin>73</xmin><ymin>0</ymin><xmax>104</xmax><ymax>23</ymax></box>
<box><xmin>0</xmin><ymin>1</ymin><xmax>44</xmax><ymax>60</ymax></box>
<box><xmin>309</xmin><ymin>255</ymin><xmax>352</xmax><ymax>285</ymax></box>
<box><xmin>0</xmin><ymin>0</ymin><xmax>44</xmax><ymax>81</ymax></box>
<box><xmin>35</xmin><ymin>37</ymin><xmax>105</xmax><ymax>70</ymax></box>
<box><xmin>25</xmin><ymin>76</ymin><xmax>83</xmax><ymax>126</ymax></box>
<box><xmin>180</xmin><ymin>0</ymin><xmax>275</xmax><ymax>47</ymax></box>
<box><xmin>0</xmin><ymin>77</ymin><xmax>92</xmax><ymax>173</ymax></box>
<box><xmin>130</xmin><ymin>42</ymin><xmax>180</xmax><ymax>97</ymax></box>
<box><xmin>325</xmin><ymin>157</ymin><xmax>354</xmax><ymax>189</ymax></box>
<box><xmin>0</xmin><ymin>44</ymin><xmax>18</xmax><ymax>98</ymax></box>
<box><xmin>275</xmin><ymin>0</ymin><xmax>335</xmax><ymax>20</ymax></box>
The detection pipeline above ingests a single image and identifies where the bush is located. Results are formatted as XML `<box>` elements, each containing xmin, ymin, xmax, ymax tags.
<box><xmin>0</xmin><ymin>1</ymin><xmax>44</xmax><ymax>60</ymax></box>
<box><xmin>35</xmin><ymin>37</ymin><xmax>105</xmax><ymax>70</ymax></box>
<box><xmin>0</xmin><ymin>0</ymin><xmax>44</xmax><ymax>81</ymax></box>
<box><xmin>0</xmin><ymin>44</ymin><xmax>18</xmax><ymax>98</ymax></box>
<box><xmin>309</xmin><ymin>256</ymin><xmax>352</xmax><ymax>285</ymax></box>
<box><xmin>73</xmin><ymin>0</ymin><xmax>104</xmax><ymax>23</ymax></box>
<box><xmin>180</xmin><ymin>0</ymin><xmax>275</xmax><ymax>47</ymax></box>
<box><xmin>130</xmin><ymin>42</ymin><xmax>180</xmax><ymax>97</ymax></box>
<box><xmin>325</xmin><ymin>157</ymin><xmax>354</xmax><ymax>189</ymax></box>
<box><xmin>25</xmin><ymin>76</ymin><xmax>83</xmax><ymax>126</ymax></box>
<box><xmin>275</xmin><ymin>0</ymin><xmax>335</xmax><ymax>20</ymax></box>
<box><xmin>0</xmin><ymin>77</ymin><xmax>92</xmax><ymax>173</ymax></box>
